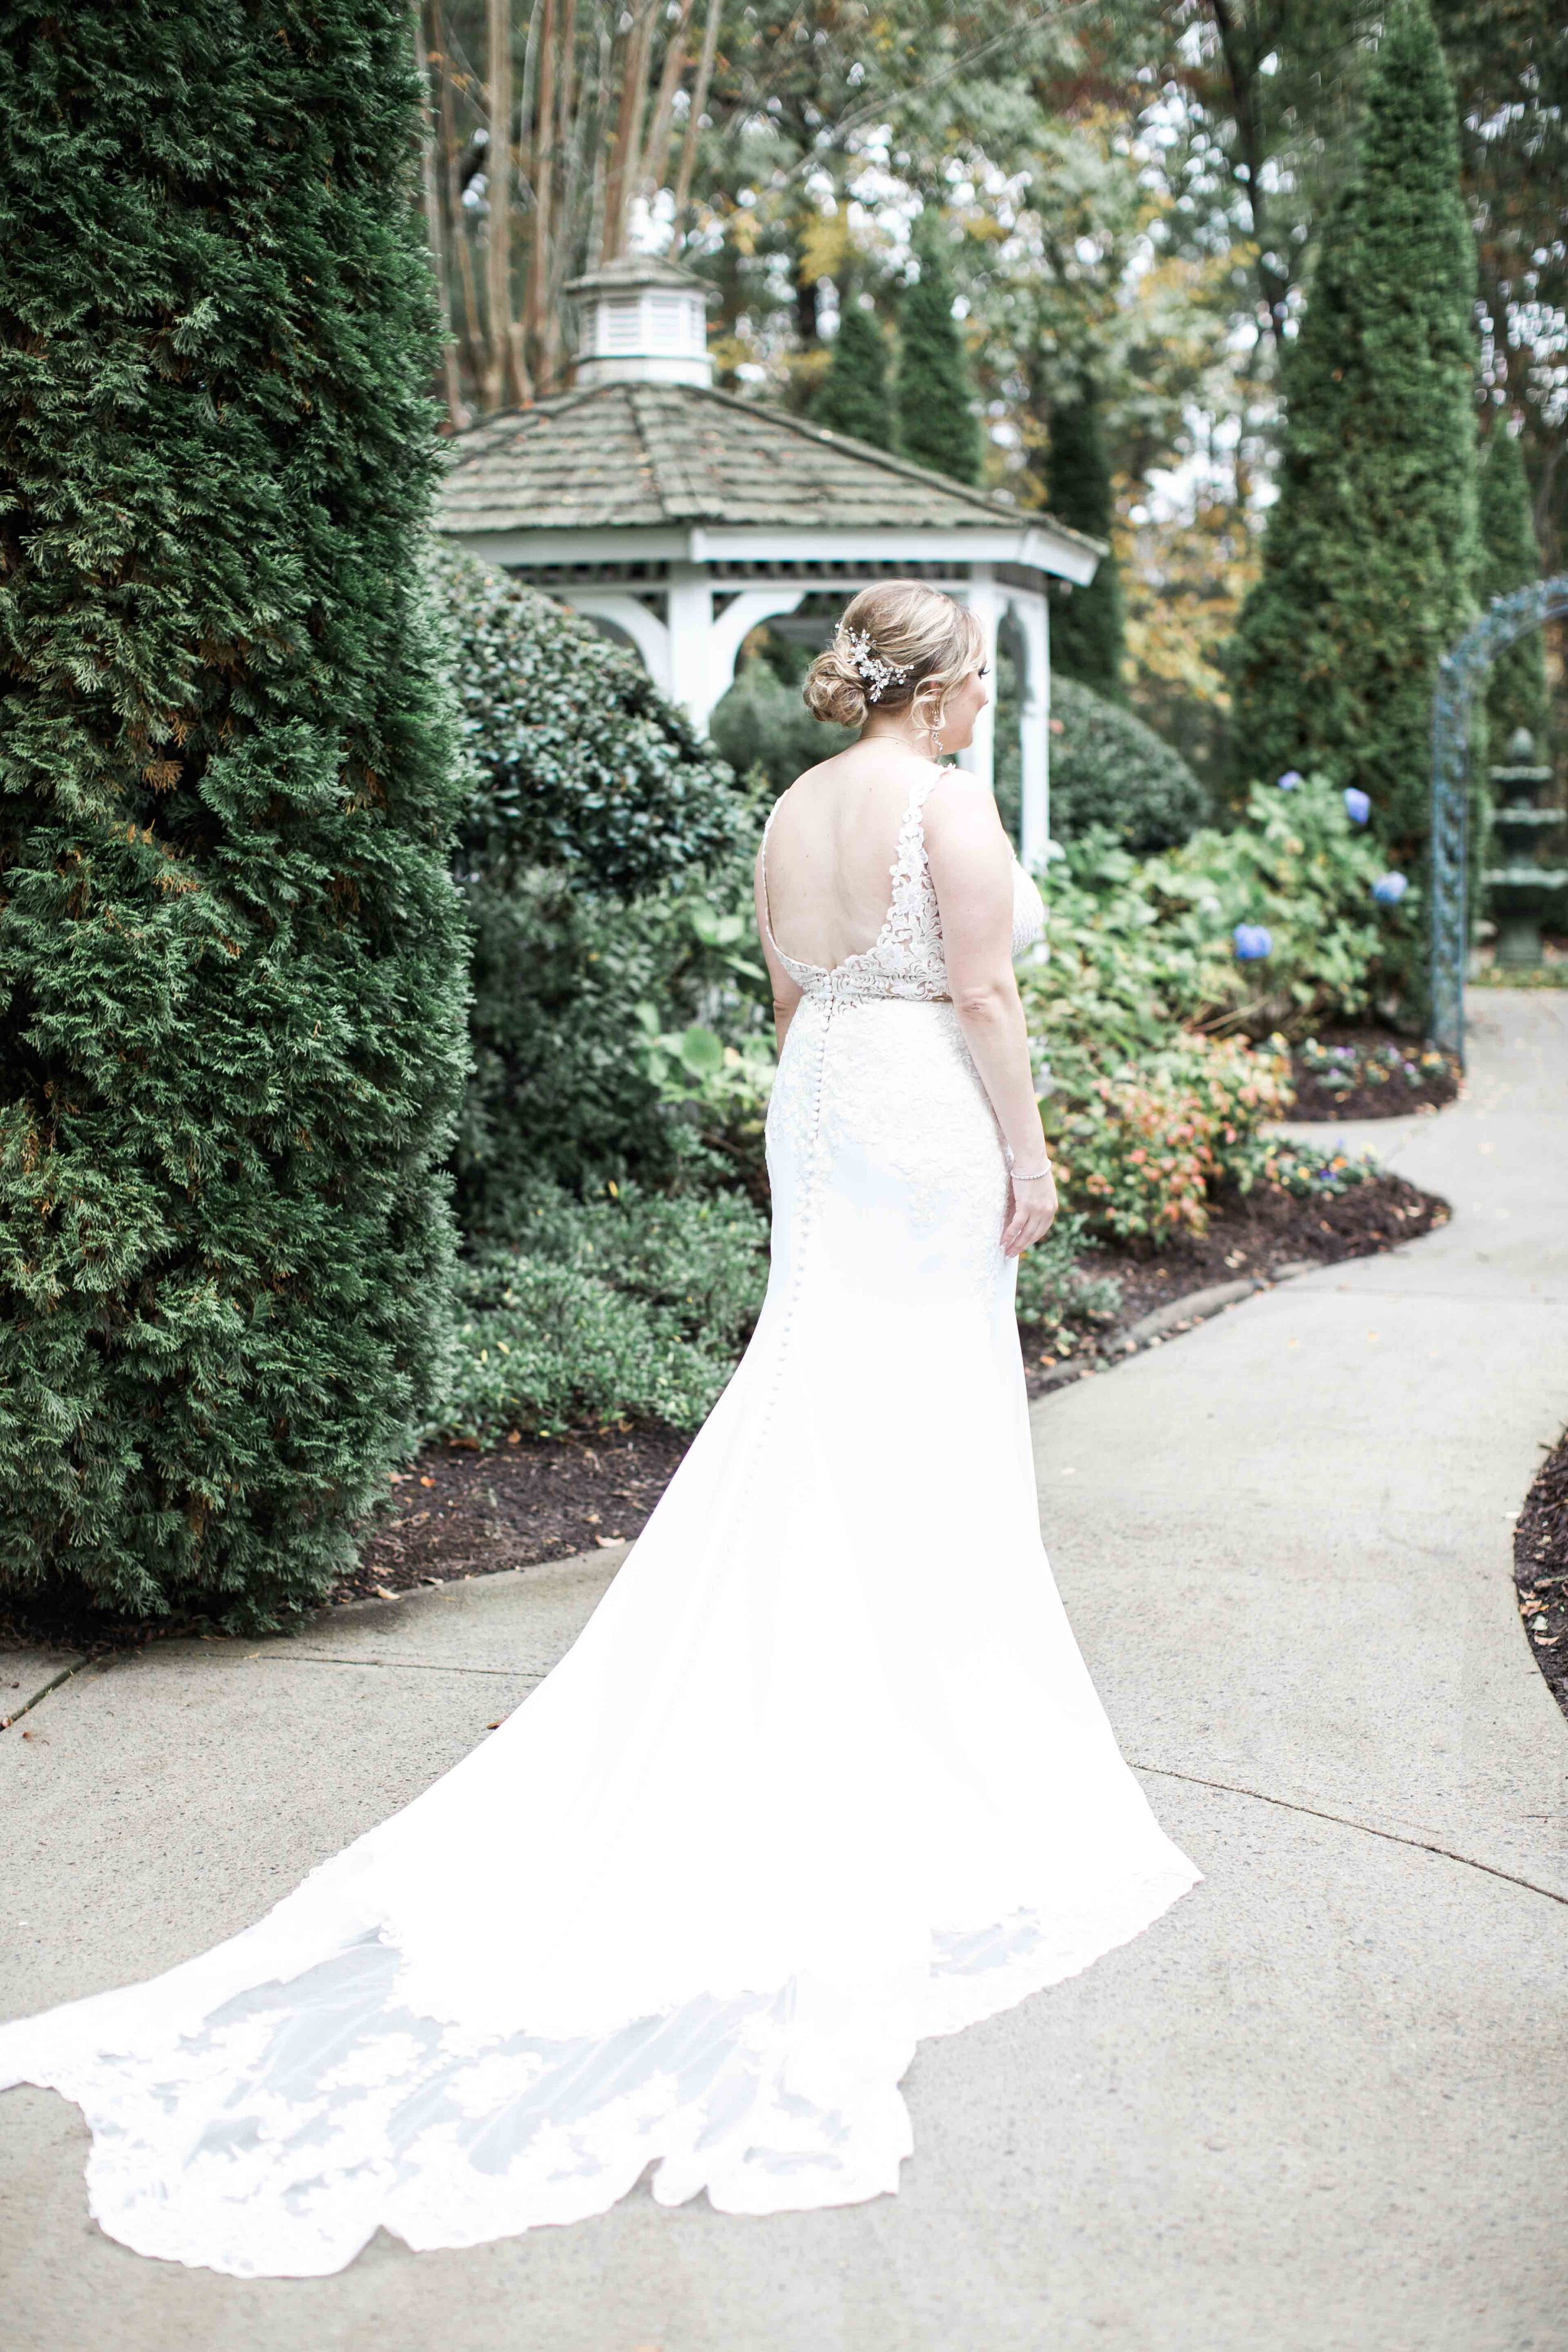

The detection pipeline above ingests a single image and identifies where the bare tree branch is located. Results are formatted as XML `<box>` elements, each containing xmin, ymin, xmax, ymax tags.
<box><xmin>1205</xmin><ymin>0</ymin><xmax>1293</xmax><ymax>344</ymax></box>
<box><xmin>673</xmin><ymin>0</ymin><xmax>723</xmax><ymax>231</ymax></box>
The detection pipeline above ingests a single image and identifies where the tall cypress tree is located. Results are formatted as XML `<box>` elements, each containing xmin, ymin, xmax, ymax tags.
<box><xmin>1227</xmin><ymin>0</ymin><xmax>1480</xmax><ymax>854</ymax></box>
<box><xmin>893</xmin><ymin>235</ymin><xmax>982</xmax><ymax>485</ymax></box>
<box><xmin>1044</xmin><ymin>378</ymin><xmax>1127</xmax><ymax>701</ymax></box>
<box><xmin>813</xmin><ymin>297</ymin><xmax>892</xmax><ymax>448</ymax></box>
<box><xmin>1477</xmin><ymin>424</ymin><xmax>1549</xmax><ymax>749</ymax></box>
<box><xmin>0</xmin><ymin>2</ymin><xmax>470</xmax><ymax>1628</ymax></box>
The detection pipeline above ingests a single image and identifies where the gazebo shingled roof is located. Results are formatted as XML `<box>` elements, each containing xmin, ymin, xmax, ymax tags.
<box><xmin>439</xmin><ymin>380</ymin><xmax>1104</xmax><ymax>553</ymax></box>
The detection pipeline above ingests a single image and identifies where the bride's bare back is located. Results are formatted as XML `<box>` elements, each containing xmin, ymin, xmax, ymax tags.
<box><xmin>758</xmin><ymin>739</ymin><xmax>938</xmax><ymax>973</ymax></box>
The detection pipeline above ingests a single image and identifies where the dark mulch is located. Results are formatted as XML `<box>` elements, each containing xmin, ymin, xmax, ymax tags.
<box><xmin>1048</xmin><ymin>1167</ymin><xmax>1448</xmax><ymax>1352</ymax></box>
<box><xmin>1515</xmin><ymin>1424</ymin><xmax>1568</xmax><ymax>1721</ymax></box>
<box><xmin>341</xmin><ymin>1170</ymin><xmax>1449</xmax><ymax>1599</ymax></box>
<box><xmin>342</xmin><ymin>1427</ymin><xmax>692</xmax><ymax>1604</ymax></box>
<box><xmin>1284</xmin><ymin>1026</ymin><xmax>1460</xmax><ymax>1121</ymax></box>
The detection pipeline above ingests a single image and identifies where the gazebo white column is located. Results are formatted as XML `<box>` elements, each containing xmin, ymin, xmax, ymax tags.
<box><xmin>1012</xmin><ymin>589</ymin><xmax>1051</xmax><ymax>872</ymax></box>
<box><xmin>665</xmin><ymin>566</ymin><xmax>714</xmax><ymax>723</ymax></box>
<box><xmin>956</xmin><ymin>565</ymin><xmax>1003</xmax><ymax>797</ymax></box>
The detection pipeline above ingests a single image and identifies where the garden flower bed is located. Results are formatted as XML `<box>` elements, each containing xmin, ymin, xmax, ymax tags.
<box><xmin>1285</xmin><ymin>1030</ymin><xmax>1461</xmax><ymax>1120</ymax></box>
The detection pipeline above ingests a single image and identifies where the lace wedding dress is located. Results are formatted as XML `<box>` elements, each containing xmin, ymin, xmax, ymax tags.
<box><xmin>0</xmin><ymin>768</ymin><xmax>1200</xmax><ymax>2277</ymax></box>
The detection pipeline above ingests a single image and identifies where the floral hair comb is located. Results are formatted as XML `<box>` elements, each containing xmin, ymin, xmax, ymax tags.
<box><xmin>839</xmin><ymin>625</ymin><xmax>913</xmax><ymax>702</ymax></box>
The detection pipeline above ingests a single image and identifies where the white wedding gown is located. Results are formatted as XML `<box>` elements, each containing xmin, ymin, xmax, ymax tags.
<box><xmin>0</xmin><ymin>769</ymin><xmax>1200</xmax><ymax>2277</ymax></box>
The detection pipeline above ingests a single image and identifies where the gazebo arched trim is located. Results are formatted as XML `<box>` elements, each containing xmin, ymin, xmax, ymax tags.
<box><xmin>1429</xmin><ymin>576</ymin><xmax>1568</xmax><ymax>1061</ymax></box>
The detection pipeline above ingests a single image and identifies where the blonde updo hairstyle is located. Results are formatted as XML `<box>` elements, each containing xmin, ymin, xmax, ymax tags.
<box><xmin>802</xmin><ymin>581</ymin><xmax>985</xmax><ymax>743</ymax></box>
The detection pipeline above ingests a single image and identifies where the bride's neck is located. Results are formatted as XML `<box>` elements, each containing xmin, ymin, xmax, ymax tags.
<box><xmin>859</xmin><ymin>712</ymin><xmax>939</xmax><ymax>758</ymax></box>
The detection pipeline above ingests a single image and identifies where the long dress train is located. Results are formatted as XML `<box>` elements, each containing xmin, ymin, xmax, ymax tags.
<box><xmin>0</xmin><ymin>769</ymin><xmax>1200</xmax><ymax>2276</ymax></box>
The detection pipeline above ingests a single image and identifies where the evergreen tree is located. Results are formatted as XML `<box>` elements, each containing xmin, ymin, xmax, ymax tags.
<box><xmin>1227</xmin><ymin>0</ymin><xmax>1481</xmax><ymax>858</ymax></box>
<box><xmin>812</xmin><ymin>298</ymin><xmax>892</xmax><ymax>448</ymax></box>
<box><xmin>893</xmin><ymin>235</ymin><xmax>982</xmax><ymax>485</ymax></box>
<box><xmin>0</xmin><ymin>2</ymin><xmax>470</xmax><ymax>1629</ymax></box>
<box><xmin>1044</xmin><ymin>378</ymin><xmax>1127</xmax><ymax>701</ymax></box>
<box><xmin>1477</xmin><ymin>423</ymin><xmax>1549</xmax><ymax>750</ymax></box>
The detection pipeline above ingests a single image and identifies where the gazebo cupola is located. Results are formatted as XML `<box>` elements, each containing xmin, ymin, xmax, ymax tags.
<box><xmin>438</xmin><ymin>260</ymin><xmax>1104</xmax><ymax>867</ymax></box>
<box><xmin>566</xmin><ymin>255</ymin><xmax>714</xmax><ymax>390</ymax></box>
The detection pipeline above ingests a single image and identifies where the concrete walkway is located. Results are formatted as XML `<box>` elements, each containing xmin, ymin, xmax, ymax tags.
<box><xmin>3</xmin><ymin>991</ymin><xmax>1566</xmax><ymax>2352</ymax></box>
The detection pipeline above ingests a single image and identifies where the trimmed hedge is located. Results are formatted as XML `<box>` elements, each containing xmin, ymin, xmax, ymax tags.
<box><xmin>1047</xmin><ymin>676</ymin><xmax>1209</xmax><ymax>851</ymax></box>
<box><xmin>447</xmin><ymin>553</ymin><xmax>739</xmax><ymax>894</ymax></box>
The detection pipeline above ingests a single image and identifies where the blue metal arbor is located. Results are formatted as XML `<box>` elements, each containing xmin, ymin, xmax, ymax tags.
<box><xmin>1429</xmin><ymin>576</ymin><xmax>1568</xmax><ymax>1060</ymax></box>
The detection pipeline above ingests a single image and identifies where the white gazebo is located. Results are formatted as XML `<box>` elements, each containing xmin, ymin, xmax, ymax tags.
<box><xmin>437</xmin><ymin>255</ymin><xmax>1103</xmax><ymax>867</ymax></box>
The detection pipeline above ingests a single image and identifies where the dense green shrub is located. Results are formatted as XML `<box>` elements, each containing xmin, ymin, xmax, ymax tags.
<box><xmin>1024</xmin><ymin>773</ymin><xmax>1405</xmax><ymax>1086</ymax></box>
<box><xmin>1147</xmin><ymin>779</ymin><xmax>1401</xmax><ymax>1037</ymax></box>
<box><xmin>457</xmin><ymin>873</ymin><xmax>681</xmax><ymax>1209</ymax></box>
<box><xmin>638</xmin><ymin>1011</ymin><xmax>777</xmax><ymax>1204</ymax></box>
<box><xmin>447</xmin><ymin>553</ymin><xmax>739</xmax><ymax>894</ymax></box>
<box><xmin>1012</xmin><ymin>1210</ymin><xmax>1123</xmax><ymax>1359</ymax></box>
<box><xmin>894</xmin><ymin>231</ymin><xmax>982</xmax><ymax>485</ymax></box>
<box><xmin>0</xmin><ymin>1</ymin><xmax>471</xmax><ymax>1628</ymax></box>
<box><xmin>430</xmin><ymin>1183</ymin><xmax>770</xmax><ymax>1444</ymax></box>
<box><xmin>434</xmin><ymin>1257</ymin><xmax>736</xmax><ymax>1444</ymax></box>
<box><xmin>812</xmin><ymin>300</ymin><xmax>893</xmax><ymax>448</ymax></box>
<box><xmin>1226</xmin><ymin>0</ymin><xmax>1480</xmax><ymax>886</ymax></box>
<box><xmin>1045</xmin><ymin>382</ymin><xmax>1126</xmax><ymax>701</ymax></box>
<box><xmin>1019</xmin><ymin>770</ymin><xmax>1410</xmax><ymax>1244</ymax></box>
<box><xmin>708</xmin><ymin>659</ymin><xmax>854</xmax><ymax>794</ymax></box>
<box><xmin>434</xmin><ymin>1180</ymin><xmax>1128</xmax><ymax>1438</ymax></box>
<box><xmin>1047</xmin><ymin>676</ymin><xmax>1209</xmax><ymax>852</ymax></box>
<box><xmin>442</xmin><ymin>556</ymin><xmax>743</xmax><ymax>1219</ymax></box>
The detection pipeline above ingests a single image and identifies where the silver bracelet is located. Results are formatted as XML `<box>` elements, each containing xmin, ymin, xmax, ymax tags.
<box><xmin>1010</xmin><ymin>1166</ymin><xmax>1053</xmax><ymax>1184</ymax></box>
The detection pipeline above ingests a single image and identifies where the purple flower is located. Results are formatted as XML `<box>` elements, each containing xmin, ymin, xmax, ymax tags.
<box><xmin>1372</xmin><ymin>871</ymin><xmax>1408</xmax><ymax>906</ymax></box>
<box><xmin>1343</xmin><ymin>787</ymin><xmax>1370</xmax><ymax>825</ymax></box>
<box><xmin>1277</xmin><ymin>770</ymin><xmax>1304</xmax><ymax>790</ymax></box>
<box><xmin>1232</xmin><ymin>922</ymin><xmax>1273</xmax><ymax>961</ymax></box>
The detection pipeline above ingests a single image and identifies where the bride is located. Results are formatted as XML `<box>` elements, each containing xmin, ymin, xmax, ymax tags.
<box><xmin>0</xmin><ymin>580</ymin><xmax>1199</xmax><ymax>2278</ymax></box>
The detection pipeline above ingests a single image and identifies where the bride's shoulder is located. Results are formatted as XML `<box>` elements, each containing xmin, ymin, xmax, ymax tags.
<box><xmin>921</xmin><ymin>766</ymin><xmax>1006</xmax><ymax>832</ymax></box>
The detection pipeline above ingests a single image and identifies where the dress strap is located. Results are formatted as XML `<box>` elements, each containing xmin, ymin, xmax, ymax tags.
<box><xmin>903</xmin><ymin>760</ymin><xmax>955</xmax><ymax>844</ymax></box>
<box><xmin>886</xmin><ymin>763</ymin><xmax>945</xmax><ymax>923</ymax></box>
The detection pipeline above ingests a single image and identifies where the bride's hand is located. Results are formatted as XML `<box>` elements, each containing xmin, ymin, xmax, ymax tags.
<box><xmin>1003</xmin><ymin>1168</ymin><xmax>1058</xmax><ymax>1258</ymax></box>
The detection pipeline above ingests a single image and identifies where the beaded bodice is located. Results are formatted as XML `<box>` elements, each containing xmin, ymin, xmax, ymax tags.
<box><xmin>759</xmin><ymin>772</ymin><xmax>1044</xmax><ymax>1009</ymax></box>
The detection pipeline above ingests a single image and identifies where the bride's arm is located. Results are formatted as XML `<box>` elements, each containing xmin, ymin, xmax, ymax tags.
<box><xmin>923</xmin><ymin>774</ymin><xmax>1057</xmax><ymax>1254</ymax></box>
<box><xmin>755</xmin><ymin>842</ymin><xmax>804</xmax><ymax>1051</ymax></box>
